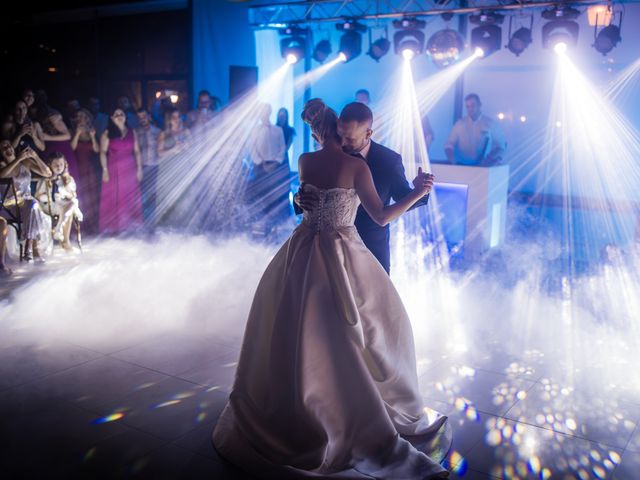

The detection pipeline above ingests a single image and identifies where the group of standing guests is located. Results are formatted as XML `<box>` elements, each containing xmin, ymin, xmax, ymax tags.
<box><xmin>0</xmin><ymin>88</ymin><xmax>218</xmax><ymax>273</ymax></box>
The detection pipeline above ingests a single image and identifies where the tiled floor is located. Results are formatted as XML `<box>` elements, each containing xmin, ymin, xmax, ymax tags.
<box><xmin>2</xmin><ymin>237</ymin><xmax>640</xmax><ymax>478</ymax></box>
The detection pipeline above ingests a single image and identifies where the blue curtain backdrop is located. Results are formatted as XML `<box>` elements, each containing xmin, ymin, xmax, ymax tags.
<box><xmin>191</xmin><ymin>0</ymin><xmax>256</xmax><ymax>106</ymax></box>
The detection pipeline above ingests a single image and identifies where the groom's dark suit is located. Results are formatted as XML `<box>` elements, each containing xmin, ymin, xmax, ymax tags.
<box><xmin>295</xmin><ymin>141</ymin><xmax>429</xmax><ymax>274</ymax></box>
<box><xmin>354</xmin><ymin>141</ymin><xmax>429</xmax><ymax>274</ymax></box>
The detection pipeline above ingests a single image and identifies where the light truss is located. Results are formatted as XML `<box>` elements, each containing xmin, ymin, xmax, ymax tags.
<box><xmin>249</xmin><ymin>0</ymin><xmax>639</xmax><ymax>27</ymax></box>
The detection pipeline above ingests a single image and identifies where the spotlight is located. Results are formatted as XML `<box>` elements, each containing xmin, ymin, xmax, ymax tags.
<box><xmin>312</xmin><ymin>40</ymin><xmax>332</xmax><ymax>63</ymax></box>
<box><xmin>426</xmin><ymin>29</ymin><xmax>465</xmax><ymax>68</ymax></box>
<box><xmin>469</xmin><ymin>13</ymin><xmax>503</xmax><ymax>58</ymax></box>
<box><xmin>474</xmin><ymin>47</ymin><xmax>485</xmax><ymax>58</ymax></box>
<box><xmin>497</xmin><ymin>112</ymin><xmax>505</xmax><ymax>120</ymax></box>
<box><xmin>338</xmin><ymin>30</ymin><xmax>363</xmax><ymax>62</ymax></box>
<box><xmin>402</xmin><ymin>48</ymin><xmax>416</xmax><ymax>61</ymax></box>
<box><xmin>593</xmin><ymin>24</ymin><xmax>621</xmax><ymax>56</ymax></box>
<box><xmin>338</xmin><ymin>52</ymin><xmax>347</xmax><ymax>62</ymax></box>
<box><xmin>368</xmin><ymin>37</ymin><xmax>390</xmax><ymax>62</ymax></box>
<box><xmin>554</xmin><ymin>41</ymin><xmax>568</xmax><ymax>55</ymax></box>
<box><xmin>280</xmin><ymin>27</ymin><xmax>307</xmax><ymax>64</ymax></box>
<box><xmin>393</xmin><ymin>17</ymin><xmax>426</xmax><ymax>59</ymax></box>
<box><xmin>506</xmin><ymin>16</ymin><xmax>533</xmax><ymax>57</ymax></box>
<box><xmin>542</xmin><ymin>6</ymin><xmax>580</xmax><ymax>51</ymax></box>
<box><xmin>520</xmin><ymin>115</ymin><xmax>527</xmax><ymax>123</ymax></box>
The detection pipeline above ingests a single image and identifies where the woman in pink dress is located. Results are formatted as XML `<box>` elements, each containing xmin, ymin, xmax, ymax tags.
<box><xmin>70</xmin><ymin>108</ymin><xmax>101</xmax><ymax>235</ymax></box>
<box><xmin>98</xmin><ymin>108</ymin><xmax>143</xmax><ymax>234</ymax></box>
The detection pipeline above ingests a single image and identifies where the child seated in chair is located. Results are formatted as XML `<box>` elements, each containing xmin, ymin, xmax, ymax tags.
<box><xmin>36</xmin><ymin>152</ymin><xmax>83</xmax><ymax>250</ymax></box>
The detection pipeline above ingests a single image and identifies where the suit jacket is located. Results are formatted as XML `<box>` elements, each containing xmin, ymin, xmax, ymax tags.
<box><xmin>295</xmin><ymin>141</ymin><xmax>430</xmax><ymax>274</ymax></box>
<box><xmin>353</xmin><ymin>141</ymin><xmax>429</xmax><ymax>274</ymax></box>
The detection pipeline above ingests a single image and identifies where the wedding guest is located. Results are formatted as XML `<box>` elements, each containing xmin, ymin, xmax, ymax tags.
<box><xmin>0</xmin><ymin>217</ymin><xmax>10</xmax><ymax>275</ymax></box>
<box><xmin>444</xmin><ymin>93</ymin><xmax>507</xmax><ymax>166</ymax></box>
<box><xmin>157</xmin><ymin>107</ymin><xmax>190</xmax><ymax>160</ymax></box>
<box><xmin>116</xmin><ymin>95</ymin><xmax>139</xmax><ymax>129</ymax></box>
<box><xmin>12</xmin><ymin>100</ymin><xmax>45</xmax><ymax>153</ymax></box>
<box><xmin>186</xmin><ymin>90</ymin><xmax>217</xmax><ymax>132</ymax></box>
<box><xmin>422</xmin><ymin>114</ymin><xmax>434</xmax><ymax>152</ymax></box>
<box><xmin>22</xmin><ymin>88</ymin><xmax>36</xmax><ymax>120</ymax></box>
<box><xmin>276</xmin><ymin>107</ymin><xmax>296</xmax><ymax>165</ymax></box>
<box><xmin>249</xmin><ymin>103</ymin><xmax>287</xmax><ymax>229</ymax></box>
<box><xmin>87</xmin><ymin>96</ymin><xmax>108</xmax><ymax>138</ymax></box>
<box><xmin>135</xmin><ymin>108</ymin><xmax>161</xmax><ymax>224</ymax></box>
<box><xmin>70</xmin><ymin>108</ymin><xmax>101</xmax><ymax>235</ymax></box>
<box><xmin>0</xmin><ymin>141</ymin><xmax>52</xmax><ymax>262</ymax></box>
<box><xmin>41</xmin><ymin>110</ymin><xmax>79</xmax><ymax>182</ymax></box>
<box><xmin>65</xmin><ymin>98</ymin><xmax>81</xmax><ymax>127</ymax></box>
<box><xmin>35</xmin><ymin>152</ymin><xmax>83</xmax><ymax>250</ymax></box>
<box><xmin>99</xmin><ymin>108</ymin><xmax>143</xmax><ymax>233</ymax></box>
<box><xmin>1</xmin><ymin>114</ymin><xmax>15</xmax><ymax>141</ymax></box>
<box><xmin>355</xmin><ymin>88</ymin><xmax>371</xmax><ymax>105</ymax></box>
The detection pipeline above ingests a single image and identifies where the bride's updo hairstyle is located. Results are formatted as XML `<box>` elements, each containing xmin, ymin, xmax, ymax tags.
<box><xmin>301</xmin><ymin>98</ymin><xmax>340</xmax><ymax>145</ymax></box>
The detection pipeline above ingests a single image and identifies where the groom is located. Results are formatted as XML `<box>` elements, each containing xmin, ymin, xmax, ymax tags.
<box><xmin>297</xmin><ymin>102</ymin><xmax>432</xmax><ymax>274</ymax></box>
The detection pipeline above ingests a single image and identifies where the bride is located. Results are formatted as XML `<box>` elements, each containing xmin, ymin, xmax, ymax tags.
<box><xmin>213</xmin><ymin>99</ymin><xmax>451</xmax><ymax>479</ymax></box>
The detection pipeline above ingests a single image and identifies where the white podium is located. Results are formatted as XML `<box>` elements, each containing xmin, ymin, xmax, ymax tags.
<box><xmin>431</xmin><ymin>163</ymin><xmax>510</xmax><ymax>259</ymax></box>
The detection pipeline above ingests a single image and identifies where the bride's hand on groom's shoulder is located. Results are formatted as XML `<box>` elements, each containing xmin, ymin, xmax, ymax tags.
<box><xmin>412</xmin><ymin>167</ymin><xmax>434</xmax><ymax>195</ymax></box>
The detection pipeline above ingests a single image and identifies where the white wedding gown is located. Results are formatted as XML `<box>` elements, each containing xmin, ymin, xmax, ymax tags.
<box><xmin>213</xmin><ymin>184</ymin><xmax>451</xmax><ymax>479</ymax></box>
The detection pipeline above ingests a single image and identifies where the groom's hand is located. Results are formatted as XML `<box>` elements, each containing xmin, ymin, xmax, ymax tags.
<box><xmin>412</xmin><ymin>167</ymin><xmax>435</xmax><ymax>195</ymax></box>
<box><xmin>296</xmin><ymin>188</ymin><xmax>319</xmax><ymax>212</ymax></box>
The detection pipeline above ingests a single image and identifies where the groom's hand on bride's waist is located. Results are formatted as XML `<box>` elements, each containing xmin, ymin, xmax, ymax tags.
<box><xmin>296</xmin><ymin>186</ymin><xmax>320</xmax><ymax>212</ymax></box>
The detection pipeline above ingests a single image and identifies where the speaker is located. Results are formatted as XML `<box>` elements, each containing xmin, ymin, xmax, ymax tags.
<box><xmin>229</xmin><ymin>65</ymin><xmax>258</xmax><ymax>101</ymax></box>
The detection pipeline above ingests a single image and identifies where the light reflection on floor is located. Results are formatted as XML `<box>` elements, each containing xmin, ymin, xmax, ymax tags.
<box><xmin>0</xmin><ymin>232</ymin><xmax>639</xmax><ymax>478</ymax></box>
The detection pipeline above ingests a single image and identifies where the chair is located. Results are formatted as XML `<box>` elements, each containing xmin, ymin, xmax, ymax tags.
<box><xmin>0</xmin><ymin>178</ymin><xmax>24</xmax><ymax>260</ymax></box>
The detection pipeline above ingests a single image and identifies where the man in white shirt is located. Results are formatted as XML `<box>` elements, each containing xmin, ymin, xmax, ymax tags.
<box><xmin>251</xmin><ymin>103</ymin><xmax>286</xmax><ymax>176</ymax></box>
<box><xmin>444</xmin><ymin>93</ymin><xmax>506</xmax><ymax>166</ymax></box>
<box><xmin>248</xmin><ymin>104</ymin><xmax>289</xmax><ymax>233</ymax></box>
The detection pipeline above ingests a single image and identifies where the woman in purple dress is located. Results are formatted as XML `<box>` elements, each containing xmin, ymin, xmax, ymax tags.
<box><xmin>98</xmin><ymin>108</ymin><xmax>143</xmax><ymax>234</ymax></box>
<box><xmin>41</xmin><ymin>111</ymin><xmax>79</xmax><ymax>182</ymax></box>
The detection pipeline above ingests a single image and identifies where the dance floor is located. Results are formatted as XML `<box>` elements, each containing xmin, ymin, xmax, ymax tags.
<box><xmin>1</xmin><ymin>235</ymin><xmax>639</xmax><ymax>479</ymax></box>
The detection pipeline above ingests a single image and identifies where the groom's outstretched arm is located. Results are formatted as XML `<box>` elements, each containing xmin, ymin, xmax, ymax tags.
<box><xmin>390</xmin><ymin>154</ymin><xmax>430</xmax><ymax>210</ymax></box>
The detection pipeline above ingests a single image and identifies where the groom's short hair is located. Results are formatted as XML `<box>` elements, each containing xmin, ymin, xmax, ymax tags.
<box><xmin>340</xmin><ymin>102</ymin><xmax>373</xmax><ymax>127</ymax></box>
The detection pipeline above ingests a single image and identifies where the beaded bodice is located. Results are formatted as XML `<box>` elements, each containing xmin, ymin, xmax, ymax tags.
<box><xmin>301</xmin><ymin>184</ymin><xmax>360</xmax><ymax>232</ymax></box>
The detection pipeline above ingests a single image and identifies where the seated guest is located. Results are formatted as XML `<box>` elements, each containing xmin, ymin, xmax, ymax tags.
<box><xmin>40</xmin><ymin>110</ymin><xmax>79</xmax><ymax>182</ymax></box>
<box><xmin>444</xmin><ymin>93</ymin><xmax>506</xmax><ymax>166</ymax></box>
<box><xmin>35</xmin><ymin>152</ymin><xmax>83</xmax><ymax>251</ymax></box>
<box><xmin>0</xmin><ymin>141</ymin><xmax>52</xmax><ymax>262</ymax></box>
<box><xmin>0</xmin><ymin>217</ymin><xmax>10</xmax><ymax>275</ymax></box>
<box><xmin>157</xmin><ymin>107</ymin><xmax>190</xmax><ymax>160</ymax></box>
<box><xmin>70</xmin><ymin>108</ymin><xmax>101</xmax><ymax>235</ymax></box>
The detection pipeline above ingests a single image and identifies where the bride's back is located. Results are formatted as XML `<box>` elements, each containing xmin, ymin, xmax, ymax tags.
<box><xmin>298</xmin><ymin>145</ymin><xmax>361</xmax><ymax>191</ymax></box>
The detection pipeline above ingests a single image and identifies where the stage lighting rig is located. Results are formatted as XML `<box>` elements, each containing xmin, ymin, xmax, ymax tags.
<box><xmin>337</xmin><ymin>19</ymin><xmax>366</xmax><ymax>62</ymax></box>
<box><xmin>393</xmin><ymin>17</ymin><xmax>426</xmax><ymax>60</ymax></box>
<box><xmin>426</xmin><ymin>28</ymin><xmax>465</xmax><ymax>68</ymax></box>
<box><xmin>312</xmin><ymin>39</ymin><xmax>332</xmax><ymax>63</ymax></box>
<box><xmin>279</xmin><ymin>26</ymin><xmax>307</xmax><ymax>64</ymax></box>
<box><xmin>506</xmin><ymin>16</ymin><xmax>533</xmax><ymax>56</ymax></box>
<box><xmin>593</xmin><ymin>11</ymin><xmax>622</xmax><ymax>55</ymax></box>
<box><xmin>541</xmin><ymin>6</ymin><xmax>580</xmax><ymax>51</ymax></box>
<box><xmin>367</xmin><ymin>26</ymin><xmax>391</xmax><ymax>62</ymax></box>
<box><xmin>469</xmin><ymin>12</ymin><xmax>504</xmax><ymax>58</ymax></box>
